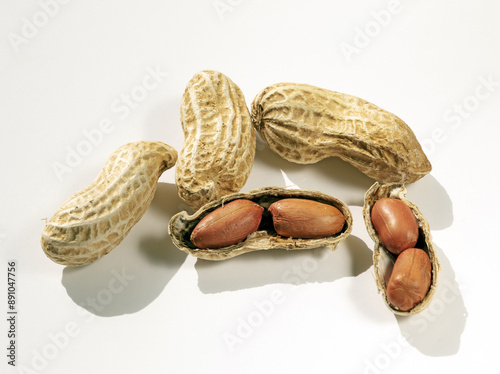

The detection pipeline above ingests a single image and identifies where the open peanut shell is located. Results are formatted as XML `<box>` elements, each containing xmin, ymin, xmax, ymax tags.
<box><xmin>169</xmin><ymin>186</ymin><xmax>352</xmax><ymax>260</ymax></box>
<box><xmin>362</xmin><ymin>182</ymin><xmax>440</xmax><ymax>315</ymax></box>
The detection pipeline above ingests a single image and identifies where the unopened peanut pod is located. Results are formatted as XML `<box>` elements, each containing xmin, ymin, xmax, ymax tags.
<box><xmin>41</xmin><ymin>141</ymin><xmax>178</xmax><ymax>266</ymax></box>
<box><xmin>252</xmin><ymin>83</ymin><xmax>431</xmax><ymax>184</ymax></box>
<box><xmin>362</xmin><ymin>182</ymin><xmax>440</xmax><ymax>315</ymax></box>
<box><xmin>169</xmin><ymin>186</ymin><xmax>352</xmax><ymax>260</ymax></box>
<box><xmin>176</xmin><ymin>70</ymin><xmax>256</xmax><ymax>210</ymax></box>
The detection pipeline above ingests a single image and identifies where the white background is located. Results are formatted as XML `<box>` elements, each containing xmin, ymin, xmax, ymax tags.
<box><xmin>1</xmin><ymin>1</ymin><xmax>499</xmax><ymax>373</ymax></box>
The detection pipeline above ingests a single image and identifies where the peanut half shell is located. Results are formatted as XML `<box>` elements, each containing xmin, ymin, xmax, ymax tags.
<box><xmin>362</xmin><ymin>182</ymin><xmax>440</xmax><ymax>315</ymax></box>
<box><xmin>251</xmin><ymin>83</ymin><xmax>431</xmax><ymax>184</ymax></box>
<box><xmin>169</xmin><ymin>186</ymin><xmax>352</xmax><ymax>260</ymax></box>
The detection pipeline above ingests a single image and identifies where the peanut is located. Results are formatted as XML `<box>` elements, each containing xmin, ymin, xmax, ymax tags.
<box><xmin>176</xmin><ymin>70</ymin><xmax>256</xmax><ymax>210</ymax></box>
<box><xmin>251</xmin><ymin>83</ymin><xmax>431</xmax><ymax>184</ymax></box>
<box><xmin>386</xmin><ymin>248</ymin><xmax>432</xmax><ymax>312</ymax></box>
<box><xmin>363</xmin><ymin>182</ymin><xmax>440</xmax><ymax>315</ymax></box>
<box><xmin>370</xmin><ymin>197</ymin><xmax>418</xmax><ymax>255</ymax></box>
<box><xmin>190</xmin><ymin>199</ymin><xmax>263</xmax><ymax>249</ymax></box>
<box><xmin>41</xmin><ymin>141</ymin><xmax>178</xmax><ymax>266</ymax></box>
<box><xmin>269</xmin><ymin>198</ymin><xmax>344</xmax><ymax>239</ymax></box>
<box><xmin>169</xmin><ymin>187</ymin><xmax>353</xmax><ymax>260</ymax></box>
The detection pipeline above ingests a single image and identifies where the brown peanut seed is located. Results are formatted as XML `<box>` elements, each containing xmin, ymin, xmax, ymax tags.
<box><xmin>269</xmin><ymin>198</ymin><xmax>345</xmax><ymax>239</ymax></box>
<box><xmin>386</xmin><ymin>247</ymin><xmax>432</xmax><ymax>312</ymax></box>
<box><xmin>370</xmin><ymin>197</ymin><xmax>419</xmax><ymax>255</ymax></box>
<box><xmin>190</xmin><ymin>199</ymin><xmax>263</xmax><ymax>249</ymax></box>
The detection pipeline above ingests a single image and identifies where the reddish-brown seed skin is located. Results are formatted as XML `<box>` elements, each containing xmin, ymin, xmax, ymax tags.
<box><xmin>190</xmin><ymin>199</ymin><xmax>263</xmax><ymax>249</ymax></box>
<box><xmin>371</xmin><ymin>198</ymin><xmax>419</xmax><ymax>255</ymax></box>
<box><xmin>269</xmin><ymin>198</ymin><xmax>345</xmax><ymax>239</ymax></box>
<box><xmin>386</xmin><ymin>247</ymin><xmax>432</xmax><ymax>311</ymax></box>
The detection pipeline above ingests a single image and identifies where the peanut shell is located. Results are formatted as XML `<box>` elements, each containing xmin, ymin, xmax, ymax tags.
<box><xmin>362</xmin><ymin>182</ymin><xmax>440</xmax><ymax>315</ymax></box>
<box><xmin>41</xmin><ymin>141</ymin><xmax>178</xmax><ymax>266</ymax></box>
<box><xmin>251</xmin><ymin>83</ymin><xmax>431</xmax><ymax>184</ymax></box>
<box><xmin>176</xmin><ymin>70</ymin><xmax>256</xmax><ymax>210</ymax></box>
<box><xmin>169</xmin><ymin>186</ymin><xmax>352</xmax><ymax>260</ymax></box>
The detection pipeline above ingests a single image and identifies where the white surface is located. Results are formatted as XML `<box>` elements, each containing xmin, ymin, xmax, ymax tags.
<box><xmin>1</xmin><ymin>1</ymin><xmax>499</xmax><ymax>373</ymax></box>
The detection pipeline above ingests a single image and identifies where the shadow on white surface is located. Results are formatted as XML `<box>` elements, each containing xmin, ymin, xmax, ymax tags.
<box><xmin>396</xmin><ymin>244</ymin><xmax>467</xmax><ymax>356</ymax></box>
<box><xmin>61</xmin><ymin>182</ymin><xmax>187</xmax><ymax>317</ymax></box>
<box><xmin>251</xmin><ymin>136</ymin><xmax>454</xmax><ymax>226</ymax></box>
<box><xmin>249</xmin><ymin>136</ymin><xmax>375</xmax><ymax>206</ymax></box>
<box><xmin>406</xmin><ymin>175</ymin><xmax>453</xmax><ymax>230</ymax></box>
<box><xmin>195</xmin><ymin>235</ymin><xmax>372</xmax><ymax>293</ymax></box>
